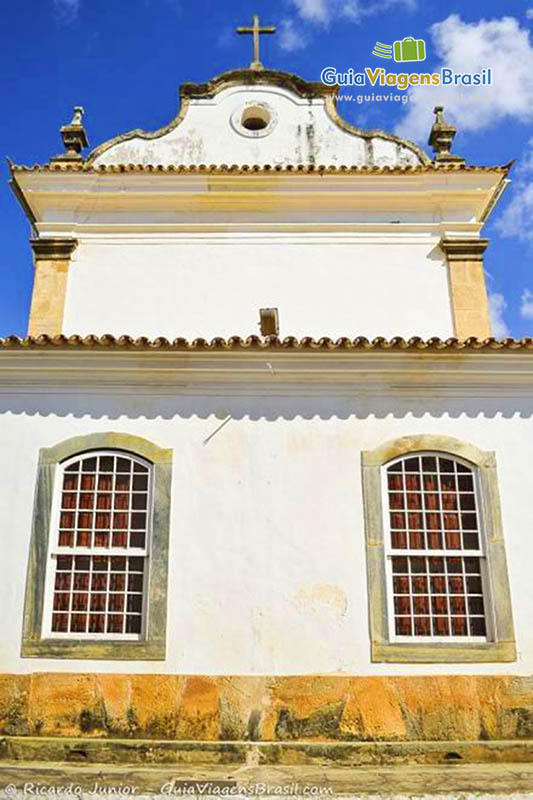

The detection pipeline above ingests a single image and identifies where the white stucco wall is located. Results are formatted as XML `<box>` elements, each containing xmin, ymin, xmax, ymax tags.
<box><xmin>62</xmin><ymin>236</ymin><xmax>453</xmax><ymax>340</ymax></box>
<box><xmin>0</xmin><ymin>388</ymin><xmax>530</xmax><ymax>676</ymax></box>
<box><xmin>92</xmin><ymin>85</ymin><xmax>423</xmax><ymax>168</ymax></box>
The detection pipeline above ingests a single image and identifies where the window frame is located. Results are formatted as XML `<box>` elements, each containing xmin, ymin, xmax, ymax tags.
<box><xmin>42</xmin><ymin>449</ymin><xmax>154</xmax><ymax>642</ymax></box>
<box><xmin>382</xmin><ymin>452</ymin><xmax>494</xmax><ymax>644</ymax></box>
<box><xmin>362</xmin><ymin>435</ymin><xmax>516</xmax><ymax>663</ymax></box>
<box><xmin>22</xmin><ymin>433</ymin><xmax>172</xmax><ymax>660</ymax></box>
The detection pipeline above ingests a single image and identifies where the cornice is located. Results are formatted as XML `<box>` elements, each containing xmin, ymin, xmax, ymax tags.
<box><xmin>0</xmin><ymin>337</ymin><xmax>532</xmax><ymax>396</ymax></box>
<box><xmin>13</xmin><ymin>167</ymin><xmax>507</xmax><ymax>234</ymax></box>
<box><xmin>32</xmin><ymin>226</ymin><xmax>481</xmax><ymax>241</ymax></box>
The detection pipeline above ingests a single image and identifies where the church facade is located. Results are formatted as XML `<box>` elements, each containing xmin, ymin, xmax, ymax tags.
<box><xmin>1</xmin><ymin>29</ymin><xmax>533</xmax><ymax>767</ymax></box>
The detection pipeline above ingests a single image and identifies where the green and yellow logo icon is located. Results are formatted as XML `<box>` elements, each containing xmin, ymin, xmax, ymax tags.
<box><xmin>394</xmin><ymin>37</ymin><xmax>426</xmax><ymax>62</ymax></box>
<box><xmin>373</xmin><ymin>37</ymin><xmax>426</xmax><ymax>62</ymax></box>
<box><xmin>372</xmin><ymin>42</ymin><xmax>393</xmax><ymax>59</ymax></box>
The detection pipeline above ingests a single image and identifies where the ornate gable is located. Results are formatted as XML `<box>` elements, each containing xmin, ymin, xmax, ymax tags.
<box><xmin>88</xmin><ymin>69</ymin><xmax>429</xmax><ymax>169</ymax></box>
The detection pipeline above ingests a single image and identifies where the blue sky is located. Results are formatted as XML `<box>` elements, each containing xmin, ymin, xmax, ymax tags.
<box><xmin>1</xmin><ymin>0</ymin><xmax>532</xmax><ymax>338</ymax></box>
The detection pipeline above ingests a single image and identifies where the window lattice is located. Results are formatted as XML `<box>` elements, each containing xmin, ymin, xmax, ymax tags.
<box><xmin>49</xmin><ymin>452</ymin><xmax>151</xmax><ymax>637</ymax></box>
<box><xmin>386</xmin><ymin>454</ymin><xmax>487</xmax><ymax>638</ymax></box>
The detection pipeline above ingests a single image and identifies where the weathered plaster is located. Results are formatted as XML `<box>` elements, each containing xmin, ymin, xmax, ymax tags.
<box><xmin>89</xmin><ymin>75</ymin><xmax>425</xmax><ymax>169</ymax></box>
<box><xmin>0</xmin><ymin>392</ymin><xmax>530</xmax><ymax>675</ymax></box>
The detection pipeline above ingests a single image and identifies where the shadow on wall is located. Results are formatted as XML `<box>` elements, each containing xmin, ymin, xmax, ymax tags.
<box><xmin>0</xmin><ymin>394</ymin><xmax>531</xmax><ymax>421</ymax></box>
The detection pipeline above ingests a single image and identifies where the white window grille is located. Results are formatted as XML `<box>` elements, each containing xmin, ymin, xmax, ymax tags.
<box><xmin>383</xmin><ymin>453</ymin><xmax>490</xmax><ymax>640</ymax></box>
<box><xmin>43</xmin><ymin>450</ymin><xmax>152</xmax><ymax>639</ymax></box>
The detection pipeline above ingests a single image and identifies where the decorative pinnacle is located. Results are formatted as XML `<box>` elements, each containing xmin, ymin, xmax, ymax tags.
<box><xmin>428</xmin><ymin>106</ymin><xmax>465</xmax><ymax>164</ymax></box>
<box><xmin>52</xmin><ymin>105</ymin><xmax>89</xmax><ymax>163</ymax></box>
<box><xmin>433</xmin><ymin>105</ymin><xmax>445</xmax><ymax>125</ymax></box>
<box><xmin>70</xmin><ymin>106</ymin><xmax>85</xmax><ymax>126</ymax></box>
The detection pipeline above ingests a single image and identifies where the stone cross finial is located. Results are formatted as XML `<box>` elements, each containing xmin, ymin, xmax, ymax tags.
<box><xmin>237</xmin><ymin>14</ymin><xmax>276</xmax><ymax>71</ymax></box>
<box><xmin>428</xmin><ymin>106</ymin><xmax>465</xmax><ymax>164</ymax></box>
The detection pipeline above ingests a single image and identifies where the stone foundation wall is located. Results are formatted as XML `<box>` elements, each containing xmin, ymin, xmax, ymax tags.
<box><xmin>1</xmin><ymin>675</ymin><xmax>532</xmax><ymax>742</ymax></box>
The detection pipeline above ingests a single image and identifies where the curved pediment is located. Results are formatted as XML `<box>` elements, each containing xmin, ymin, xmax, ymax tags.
<box><xmin>88</xmin><ymin>68</ymin><xmax>430</xmax><ymax>169</ymax></box>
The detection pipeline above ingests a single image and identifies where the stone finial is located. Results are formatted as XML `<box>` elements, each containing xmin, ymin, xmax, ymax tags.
<box><xmin>70</xmin><ymin>106</ymin><xmax>85</xmax><ymax>126</ymax></box>
<box><xmin>428</xmin><ymin>106</ymin><xmax>465</xmax><ymax>164</ymax></box>
<box><xmin>51</xmin><ymin>106</ymin><xmax>89</xmax><ymax>163</ymax></box>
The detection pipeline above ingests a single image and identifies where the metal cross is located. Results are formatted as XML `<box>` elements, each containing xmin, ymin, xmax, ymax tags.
<box><xmin>237</xmin><ymin>14</ymin><xmax>276</xmax><ymax>70</ymax></box>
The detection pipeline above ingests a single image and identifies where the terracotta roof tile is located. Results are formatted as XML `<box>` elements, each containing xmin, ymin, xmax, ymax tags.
<box><xmin>9</xmin><ymin>162</ymin><xmax>512</xmax><ymax>175</ymax></box>
<box><xmin>0</xmin><ymin>335</ymin><xmax>531</xmax><ymax>351</ymax></box>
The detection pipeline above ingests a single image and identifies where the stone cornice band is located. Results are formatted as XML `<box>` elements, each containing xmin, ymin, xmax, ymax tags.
<box><xmin>440</xmin><ymin>237</ymin><xmax>490</xmax><ymax>262</ymax></box>
<box><xmin>30</xmin><ymin>238</ymin><xmax>78</xmax><ymax>261</ymax></box>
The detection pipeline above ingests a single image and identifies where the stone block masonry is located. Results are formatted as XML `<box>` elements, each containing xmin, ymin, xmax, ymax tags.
<box><xmin>0</xmin><ymin>675</ymin><xmax>532</xmax><ymax>743</ymax></box>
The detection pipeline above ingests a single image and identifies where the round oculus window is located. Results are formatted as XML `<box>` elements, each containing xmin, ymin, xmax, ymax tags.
<box><xmin>230</xmin><ymin>102</ymin><xmax>277</xmax><ymax>138</ymax></box>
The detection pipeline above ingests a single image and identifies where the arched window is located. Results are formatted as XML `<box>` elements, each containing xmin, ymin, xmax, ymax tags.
<box><xmin>385</xmin><ymin>452</ymin><xmax>486</xmax><ymax>639</ymax></box>
<box><xmin>362</xmin><ymin>435</ymin><xmax>516</xmax><ymax>663</ymax></box>
<box><xmin>23</xmin><ymin>432</ymin><xmax>172</xmax><ymax>659</ymax></box>
<box><xmin>43</xmin><ymin>450</ymin><xmax>152</xmax><ymax>638</ymax></box>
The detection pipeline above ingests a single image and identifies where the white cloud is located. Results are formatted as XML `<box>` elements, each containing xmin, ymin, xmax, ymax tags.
<box><xmin>278</xmin><ymin>19</ymin><xmax>308</xmax><ymax>52</ymax></box>
<box><xmin>396</xmin><ymin>15</ymin><xmax>533</xmax><ymax>142</ymax></box>
<box><xmin>278</xmin><ymin>19</ymin><xmax>307</xmax><ymax>53</ymax></box>
<box><xmin>289</xmin><ymin>0</ymin><xmax>415</xmax><ymax>29</ymax></box>
<box><xmin>496</xmin><ymin>182</ymin><xmax>533</xmax><ymax>243</ymax></box>
<box><xmin>517</xmin><ymin>136</ymin><xmax>533</xmax><ymax>174</ymax></box>
<box><xmin>521</xmin><ymin>289</ymin><xmax>533</xmax><ymax>320</ymax></box>
<box><xmin>488</xmin><ymin>292</ymin><xmax>510</xmax><ymax>338</ymax></box>
<box><xmin>495</xmin><ymin>138</ymin><xmax>533</xmax><ymax>244</ymax></box>
<box><xmin>292</xmin><ymin>0</ymin><xmax>330</xmax><ymax>24</ymax></box>
<box><xmin>53</xmin><ymin>0</ymin><xmax>81</xmax><ymax>22</ymax></box>
<box><xmin>527</xmin><ymin>8</ymin><xmax>533</xmax><ymax>19</ymax></box>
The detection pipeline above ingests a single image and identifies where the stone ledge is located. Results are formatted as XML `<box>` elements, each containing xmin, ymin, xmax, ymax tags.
<box><xmin>0</xmin><ymin>758</ymin><xmax>532</xmax><ymax>797</ymax></box>
<box><xmin>1</xmin><ymin>737</ymin><xmax>533</xmax><ymax>767</ymax></box>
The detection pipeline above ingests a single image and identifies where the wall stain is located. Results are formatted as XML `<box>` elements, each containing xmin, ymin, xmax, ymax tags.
<box><xmin>0</xmin><ymin>674</ymin><xmax>532</xmax><ymax>744</ymax></box>
<box><xmin>293</xmin><ymin>584</ymin><xmax>348</xmax><ymax>618</ymax></box>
